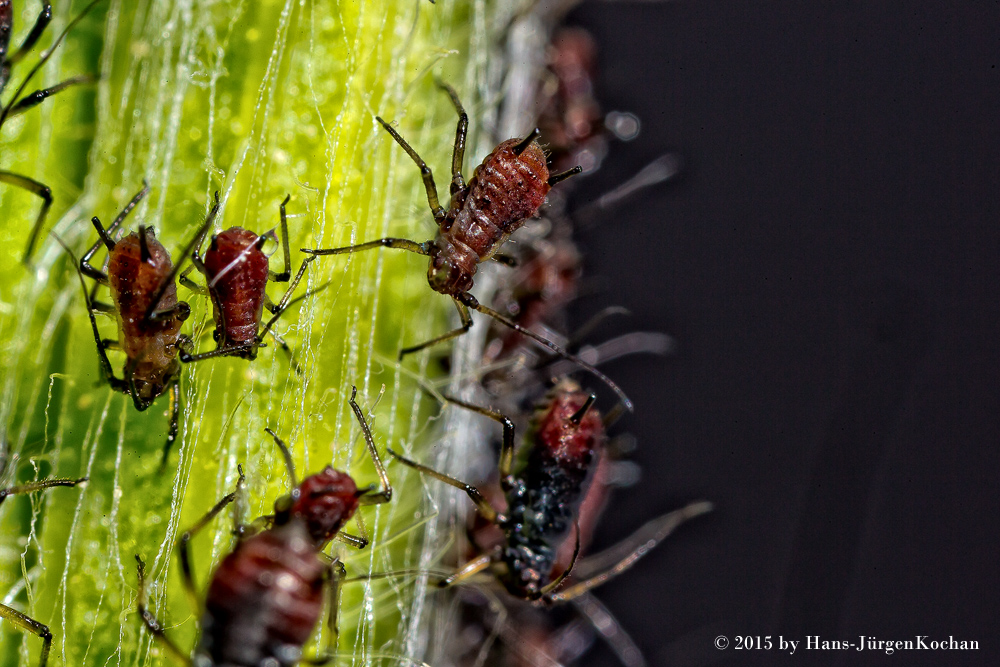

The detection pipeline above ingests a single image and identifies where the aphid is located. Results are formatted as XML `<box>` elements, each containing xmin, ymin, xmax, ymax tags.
<box><xmin>390</xmin><ymin>379</ymin><xmax>710</xmax><ymax>604</ymax></box>
<box><xmin>69</xmin><ymin>183</ymin><xmax>217</xmax><ymax>463</ymax></box>
<box><xmin>537</xmin><ymin>27</ymin><xmax>641</xmax><ymax>175</ymax></box>
<box><xmin>1</xmin><ymin>0</ymin><xmax>101</xmax><ymax>263</ymax></box>
<box><xmin>137</xmin><ymin>386</ymin><xmax>392</xmax><ymax>666</ymax></box>
<box><xmin>178</xmin><ymin>195</ymin><xmax>318</xmax><ymax>367</ymax></box>
<box><xmin>301</xmin><ymin>83</ymin><xmax>633</xmax><ymax>411</ymax></box>
<box><xmin>0</xmin><ymin>470</ymin><xmax>86</xmax><ymax>667</ymax></box>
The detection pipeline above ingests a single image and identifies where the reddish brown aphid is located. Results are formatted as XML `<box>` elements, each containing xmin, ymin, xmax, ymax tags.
<box><xmin>391</xmin><ymin>378</ymin><xmax>711</xmax><ymax>604</ymax></box>
<box><xmin>303</xmin><ymin>83</ymin><xmax>632</xmax><ymax>410</ymax></box>
<box><xmin>178</xmin><ymin>196</ymin><xmax>316</xmax><ymax>366</ymax></box>
<box><xmin>73</xmin><ymin>183</ymin><xmax>217</xmax><ymax>462</ymax></box>
<box><xmin>0</xmin><ymin>471</ymin><xmax>87</xmax><ymax>667</ymax></box>
<box><xmin>1</xmin><ymin>0</ymin><xmax>101</xmax><ymax>263</ymax></box>
<box><xmin>137</xmin><ymin>387</ymin><xmax>392</xmax><ymax>666</ymax></box>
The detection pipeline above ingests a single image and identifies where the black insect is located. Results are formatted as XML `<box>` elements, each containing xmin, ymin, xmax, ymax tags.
<box><xmin>1</xmin><ymin>0</ymin><xmax>102</xmax><ymax>263</ymax></box>
<box><xmin>65</xmin><ymin>183</ymin><xmax>217</xmax><ymax>463</ymax></box>
<box><xmin>178</xmin><ymin>195</ymin><xmax>318</xmax><ymax>368</ymax></box>
<box><xmin>390</xmin><ymin>379</ymin><xmax>710</xmax><ymax>604</ymax></box>
<box><xmin>302</xmin><ymin>83</ymin><xmax>632</xmax><ymax>411</ymax></box>
<box><xmin>137</xmin><ymin>387</ymin><xmax>393</xmax><ymax>667</ymax></box>
<box><xmin>0</xmin><ymin>469</ymin><xmax>86</xmax><ymax>667</ymax></box>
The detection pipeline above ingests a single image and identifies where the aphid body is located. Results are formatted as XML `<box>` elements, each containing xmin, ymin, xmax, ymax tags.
<box><xmin>107</xmin><ymin>228</ymin><xmax>185</xmax><ymax>401</ymax></box>
<box><xmin>69</xmin><ymin>183</ymin><xmax>216</xmax><ymax>462</ymax></box>
<box><xmin>304</xmin><ymin>83</ymin><xmax>633</xmax><ymax>410</ymax></box>
<box><xmin>497</xmin><ymin>379</ymin><xmax>604</xmax><ymax>599</ymax></box>
<box><xmin>138</xmin><ymin>388</ymin><xmax>392</xmax><ymax>667</ymax></box>
<box><xmin>180</xmin><ymin>197</ymin><xmax>315</xmax><ymax>365</ymax></box>
<box><xmin>428</xmin><ymin>136</ymin><xmax>553</xmax><ymax>296</ymax></box>
<box><xmin>202</xmin><ymin>227</ymin><xmax>269</xmax><ymax>350</ymax></box>
<box><xmin>199</xmin><ymin>467</ymin><xmax>363</xmax><ymax>667</ymax></box>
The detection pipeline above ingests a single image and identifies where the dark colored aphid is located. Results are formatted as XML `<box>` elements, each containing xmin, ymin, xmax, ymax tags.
<box><xmin>0</xmin><ymin>471</ymin><xmax>86</xmax><ymax>667</ymax></box>
<box><xmin>69</xmin><ymin>183</ymin><xmax>217</xmax><ymax>463</ymax></box>
<box><xmin>301</xmin><ymin>83</ymin><xmax>633</xmax><ymax>411</ymax></box>
<box><xmin>137</xmin><ymin>387</ymin><xmax>392</xmax><ymax>667</ymax></box>
<box><xmin>178</xmin><ymin>195</ymin><xmax>317</xmax><ymax>367</ymax></box>
<box><xmin>1</xmin><ymin>0</ymin><xmax>101</xmax><ymax>263</ymax></box>
<box><xmin>391</xmin><ymin>379</ymin><xmax>711</xmax><ymax>604</ymax></box>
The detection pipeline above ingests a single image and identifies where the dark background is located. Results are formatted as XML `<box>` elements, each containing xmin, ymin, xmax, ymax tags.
<box><xmin>562</xmin><ymin>1</ymin><xmax>999</xmax><ymax>665</ymax></box>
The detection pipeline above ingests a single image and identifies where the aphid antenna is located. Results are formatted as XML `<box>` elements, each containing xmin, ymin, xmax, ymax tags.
<box><xmin>265</xmin><ymin>427</ymin><xmax>298</xmax><ymax>491</ymax></box>
<box><xmin>459</xmin><ymin>294</ymin><xmax>633</xmax><ymax>412</ymax></box>
<box><xmin>569</xmin><ymin>591</ymin><xmax>648</xmax><ymax>667</ymax></box>
<box><xmin>573</xmin><ymin>152</ymin><xmax>683</xmax><ymax>230</ymax></box>
<box><xmin>144</xmin><ymin>191</ymin><xmax>220</xmax><ymax>322</ymax></box>
<box><xmin>0</xmin><ymin>0</ymin><xmax>104</xmax><ymax>127</ymax></box>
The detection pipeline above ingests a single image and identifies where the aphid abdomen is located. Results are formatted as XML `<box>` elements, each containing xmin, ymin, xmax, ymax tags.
<box><xmin>430</xmin><ymin>139</ymin><xmax>552</xmax><ymax>296</ymax></box>
<box><xmin>108</xmin><ymin>231</ymin><xmax>183</xmax><ymax>394</ymax></box>
<box><xmin>446</xmin><ymin>138</ymin><xmax>551</xmax><ymax>261</ymax></box>
<box><xmin>201</xmin><ymin>523</ymin><xmax>325</xmax><ymax>667</ymax></box>
<box><xmin>203</xmin><ymin>227</ymin><xmax>269</xmax><ymax>348</ymax></box>
<box><xmin>288</xmin><ymin>466</ymin><xmax>361</xmax><ymax>547</ymax></box>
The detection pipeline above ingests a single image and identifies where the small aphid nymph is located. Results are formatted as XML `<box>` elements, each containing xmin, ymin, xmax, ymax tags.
<box><xmin>302</xmin><ymin>83</ymin><xmax>633</xmax><ymax>410</ymax></box>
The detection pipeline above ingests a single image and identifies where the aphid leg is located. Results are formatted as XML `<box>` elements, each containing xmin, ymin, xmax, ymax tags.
<box><xmin>321</xmin><ymin>560</ymin><xmax>347</xmax><ymax>656</ymax></box>
<box><xmin>539</xmin><ymin>522</ymin><xmax>582</xmax><ymax>597</ymax></box>
<box><xmin>436</xmin><ymin>81</ymin><xmax>468</xmax><ymax>194</ymax></box>
<box><xmin>159</xmin><ymin>378</ymin><xmax>182</xmax><ymax>466</ymax></box>
<box><xmin>0</xmin><ymin>0</ymin><xmax>104</xmax><ymax>128</ymax></box>
<box><xmin>176</xmin><ymin>466</ymin><xmax>247</xmax><ymax>614</ymax></box>
<box><xmin>547</xmin><ymin>166</ymin><xmax>584</xmax><ymax>187</ymax></box>
<box><xmin>0</xmin><ymin>603</ymin><xmax>53</xmax><ymax>667</ymax></box>
<box><xmin>5</xmin><ymin>2</ymin><xmax>53</xmax><ymax>66</ymax></box>
<box><xmin>489</xmin><ymin>253</ymin><xmax>519</xmax><ymax>267</ymax></box>
<box><xmin>5</xmin><ymin>75</ymin><xmax>93</xmax><ymax>119</ymax></box>
<box><xmin>0</xmin><ymin>476</ymin><xmax>88</xmax><ymax>507</ymax></box>
<box><xmin>544</xmin><ymin>501</ymin><xmax>713</xmax><ymax>604</ymax></box>
<box><xmin>270</xmin><ymin>195</ymin><xmax>293</xmax><ymax>282</ymax></box>
<box><xmin>81</xmin><ymin>182</ymin><xmax>150</xmax><ymax>283</ymax></box>
<box><xmin>52</xmin><ymin>235</ymin><xmax>127</xmax><ymax>391</ymax></box>
<box><xmin>458</xmin><ymin>292</ymin><xmax>634</xmax><ymax>412</ymax></box>
<box><xmin>1</xmin><ymin>171</ymin><xmax>52</xmax><ymax>264</ymax></box>
<box><xmin>302</xmin><ymin>236</ymin><xmax>431</xmax><ymax>257</ymax></box>
<box><xmin>436</xmin><ymin>551</ymin><xmax>495</xmax><ymax>589</ymax></box>
<box><xmin>437</xmin><ymin>394</ymin><xmax>515</xmax><ymax>478</ymax></box>
<box><xmin>178</xmin><ymin>265</ymin><xmax>208</xmax><ymax>294</ymax></box>
<box><xmin>398</xmin><ymin>297</ymin><xmax>472</xmax><ymax>359</ymax></box>
<box><xmin>387</xmin><ymin>448</ymin><xmax>506</xmax><ymax>524</ymax></box>
<box><xmin>570</xmin><ymin>592</ymin><xmax>647</xmax><ymax>667</ymax></box>
<box><xmin>146</xmin><ymin>192</ymin><xmax>220</xmax><ymax>322</ymax></box>
<box><xmin>349</xmin><ymin>385</ymin><xmax>392</xmax><ymax>505</ymax></box>
<box><xmin>375</xmin><ymin>116</ymin><xmax>446</xmax><ymax>221</ymax></box>
<box><xmin>135</xmin><ymin>555</ymin><xmax>192</xmax><ymax>666</ymax></box>
<box><xmin>335</xmin><ymin>530</ymin><xmax>369</xmax><ymax>550</ymax></box>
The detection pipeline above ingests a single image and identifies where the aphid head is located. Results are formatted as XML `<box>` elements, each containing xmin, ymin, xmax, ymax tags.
<box><xmin>427</xmin><ymin>253</ymin><xmax>473</xmax><ymax>295</ymax></box>
<box><xmin>279</xmin><ymin>466</ymin><xmax>361</xmax><ymax>548</ymax></box>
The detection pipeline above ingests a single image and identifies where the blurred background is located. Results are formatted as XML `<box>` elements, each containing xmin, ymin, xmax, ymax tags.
<box><xmin>561</xmin><ymin>1</ymin><xmax>998</xmax><ymax>665</ymax></box>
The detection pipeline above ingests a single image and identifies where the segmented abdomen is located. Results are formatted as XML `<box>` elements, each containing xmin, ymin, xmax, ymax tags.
<box><xmin>201</xmin><ymin>523</ymin><xmax>325</xmax><ymax>667</ymax></box>
<box><xmin>204</xmin><ymin>227</ymin><xmax>269</xmax><ymax>347</ymax></box>
<box><xmin>108</xmin><ymin>230</ymin><xmax>182</xmax><ymax>372</ymax></box>
<box><xmin>437</xmin><ymin>138</ymin><xmax>551</xmax><ymax>273</ymax></box>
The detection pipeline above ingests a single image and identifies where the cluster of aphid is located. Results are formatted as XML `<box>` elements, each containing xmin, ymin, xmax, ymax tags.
<box><xmin>1</xmin><ymin>3</ymin><xmax>707</xmax><ymax>667</ymax></box>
